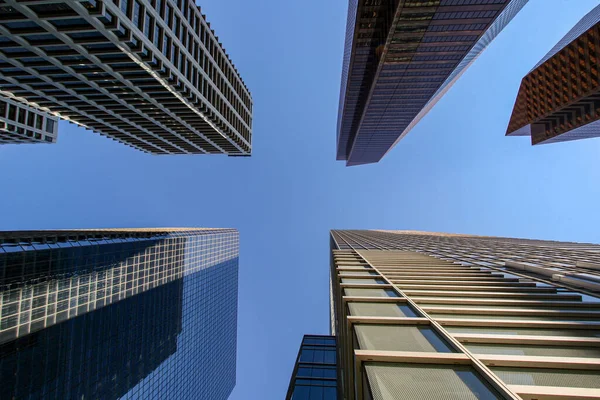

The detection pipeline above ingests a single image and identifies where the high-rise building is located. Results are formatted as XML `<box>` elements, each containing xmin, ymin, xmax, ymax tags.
<box><xmin>0</xmin><ymin>94</ymin><xmax>59</xmax><ymax>145</ymax></box>
<box><xmin>285</xmin><ymin>335</ymin><xmax>338</xmax><ymax>400</ymax></box>
<box><xmin>507</xmin><ymin>4</ymin><xmax>600</xmax><ymax>145</ymax></box>
<box><xmin>0</xmin><ymin>0</ymin><xmax>252</xmax><ymax>155</ymax></box>
<box><xmin>336</xmin><ymin>0</ymin><xmax>528</xmax><ymax>166</ymax></box>
<box><xmin>0</xmin><ymin>228</ymin><xmax>239</xmax><ymax>400</ymax></box>
<box><xmin>329</xmin><ymin>230</ymin><xmax>600</xmax><ymax>399</ymax></box>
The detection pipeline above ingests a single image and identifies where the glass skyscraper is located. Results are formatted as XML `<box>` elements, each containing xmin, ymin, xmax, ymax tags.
<box><xmin>329</xmin><ymin>230</ymin><xmax>600</xmax><ymax>399</ymax></box>
<box><xmin>336</xmin><ymin>0</ymin><xmax>528</xmax><ymax>166</ymax></box>
<box><xmin>286</xmin><ymin>335</ymin><xmax>338</xmax><ymax>400</ymax></box>
<box><xmin>0</xmin><ymin>228</ymin><xmax>238</xmax><ymax>400</ymax></box>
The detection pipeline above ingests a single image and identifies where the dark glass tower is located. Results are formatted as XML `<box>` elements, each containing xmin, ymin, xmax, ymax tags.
<box><xmin>286</xmin><ymin>335</ymin><xmax>338</xmax><ymax>400</ymax></box>
<box><xmin>0</xmin><ymin>228</ymin><xmax>239</xmax><ymax>400</ymax></box>
<box><xmin>0</xmin><ymin>0</ymin><xmax>252</xmax><ymax>155</ymax></box>
<box><xmin>507</xmin><ymin>4</ymin><xmax>600</xmax><ymax>145</ymax></box>
<box><xmin>336</xmin><ymin>0</ymin><xmax>528</xmax><ymax>166</ymax></box>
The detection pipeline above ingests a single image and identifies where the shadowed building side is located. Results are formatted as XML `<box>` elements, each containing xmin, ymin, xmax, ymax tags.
<box><xmin>0</xmin><ymin>228</ymin><xmax>239</xmax><ymax>400</ymax></box>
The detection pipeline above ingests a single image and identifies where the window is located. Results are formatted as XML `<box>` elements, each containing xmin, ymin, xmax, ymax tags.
<box><xmin>133</xmin><ymin>0</ymin><xmax>142</xmax><ymax>29</ymax></box>
<box><xmin>292</xmin><ymin>384</ymin><xmax>336</xmax><ymax>400</ymax></box>
<box><xmin>299</xmin><ymin>348</ymin><xmax>336</xmax><ymax>364</ymax></box>
<box><xmin>45</xmin><ymin>119</ymin><xmax>55</xmax><ymax>133</ymax></box>
<box><xmin>144</xmin><ymin>13</ymin><xmax>152</xmax><ymax>39</ymax></box>
<box><xmin>7</xmin><ymin>104</ymin><xmax>16</xmax><ymax>121</ymax></box>
<box><xmin>120</xmin><ymin>0</ymin><xmax>129</xmax><ymax>16</ymax></box>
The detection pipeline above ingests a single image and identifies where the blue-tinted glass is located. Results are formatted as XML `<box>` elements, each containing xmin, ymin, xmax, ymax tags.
<box><xmin>300</xmin><ymin>350</ymin><xmax>314</xmax><ymax>363</ymax></box>
<box><xmin>324</xmin><ymin>350</ymin><xmax>336</xmax><ymax>364</ymax></box>
<box><xmin>297</xmin><ymin>367</ymin><xmax>311</xmax><ymax>378</ymax></box>
<box><xmin>323</xmin><ymin>387</ymin><xmax>337</xmax><ymax>400</ymax></box>
<box><xmin>455</xmin><ymin>370</ymin><xmax>502</xmax><ymax>399</ymax></box>
<box><xmin>314</xmin><ymin>350</ymin><xmax>324</xmax><ymax>363</ymax></box>
<box><xmin>385</xmin><ymin>289</ymin><xmax>399</xmax><ymax>297</ymax></box>
<box><xmin>323</xmin><ymin>368</ymin><xmax>337</xmax><ymax>379</ymax></box>
<box><xmin>0</xmin><ymin>230</ymin><xmax>239</xmax><ymax>400</ymax></box>
<box><xmin>398</xmin><ymin>304</ymin><xmax>420</xmax><ymax>317</ymax></box>
<box><xmin>292</xmin><ymin>386</ymin><xmax>310</xmax><ymax>400</ymax></box>
<box><xmin>309</xmin><ymin>385</ymin><xmax>324</xmax><ymax>400</ymax></box>
<box><xmin>419</xmin><ymin>327</ymin><xmax>455</xmax><ymax>353</ymax></box>
<box><xmin>304</xmin><ymin>338</ymin><xmax>320</xmax><ymax>345</ymax></box>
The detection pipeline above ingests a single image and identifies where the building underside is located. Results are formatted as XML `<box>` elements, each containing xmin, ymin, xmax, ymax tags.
<box><xmin>0</xmin><ymin>0</ymin><xmax>252</xmax><ymax>155</ymax></box>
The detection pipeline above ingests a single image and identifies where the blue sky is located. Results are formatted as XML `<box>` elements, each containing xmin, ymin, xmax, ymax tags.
<box><xmin>1</xmin><ymin>0</ymin><xmax>600</xmax><ymax>398</ymax></box>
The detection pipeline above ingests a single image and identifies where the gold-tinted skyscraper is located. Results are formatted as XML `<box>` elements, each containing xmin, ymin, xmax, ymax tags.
<box><xmin>330</xmin><ymin>230</ymin><xmax>600</xmax><ymax>400</ymax></box>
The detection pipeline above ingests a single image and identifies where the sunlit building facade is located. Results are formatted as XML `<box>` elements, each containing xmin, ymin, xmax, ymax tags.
<box><xmin>0</xmin><ymin>228</ymin><xmax>239</xmax><ymax>400</ymax></box>
<box><xmin>0</xmin><ymin>0</ymin><xmax>252</xmax><ymax>155</ymax></box>
<box><xmin>336</xmin><ymin>0</ymin><xmax>528</xmax><ymax>166</ymax></box>
<box><xmin>330</xmin><ymin>230</ymin><xmax>600</xmax><ymax>399</ymax></box>
<box><xmin>507</xmin><ymin>4</ymin><xmax>600</xmax><ymax>145</ymax></box>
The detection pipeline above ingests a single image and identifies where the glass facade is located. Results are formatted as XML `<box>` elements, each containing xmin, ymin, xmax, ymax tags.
<box><xmin>336</xmin><ymin>0</ymin><xmax>528</xmax><ymax>166</ymax></box>
<box><xmin>330</xmin><ymin>230</ymin><xmax>600</xmax><ymax>399</ymax></box>
<box><xmin>286</xmin><ymin>335</ymin><xmax>338</xmax><ymax>400</ymax></box>
<box><xmin>0</xmin><ymin>228</ymin><xmax>238</xmax><ymax>400</ymax></box>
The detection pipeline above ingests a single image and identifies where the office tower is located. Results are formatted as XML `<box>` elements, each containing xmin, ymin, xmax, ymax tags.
<box><xmin>330</xmin><ymin>230</ymin><xmax>600</xmax><ymax>399</ymax></box>
<box><xmin>0</xmin><ymin>95</ymin><xmax>59</xmax><ymax>144</ymax></box>
<box><xmin>0</xmin><ymin>0</ymin><xmax>252</xmax><ymax>155</ymax></box>
<box><xmin>0</xmin><ymin>228</ymin><xmax>239</xmax><ymax>400</ymax></box>
<box><xmin>507</xmin><ymin>4</ymin><xmax>600</xmax><ymax>145</ymax></box>
<box><xmin>285</xmin><ymin>335</ymin><xmax>338</xmax><ymax>400</ymax></box>
<box><xmin>336</xmin><ymin>0</ymin><xmax>528</xmax><ymax>166</ymax></box>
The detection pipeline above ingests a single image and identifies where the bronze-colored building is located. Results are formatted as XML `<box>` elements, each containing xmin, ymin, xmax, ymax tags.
<box><xmin>330</xmin><ymin>230</ymin><xmax>600</xmax><ymax>399</ymax></box>
<box><xmin>507</xmin><ymin>5</ymin><xmax>600</xmax><ymax>145</ymax></box>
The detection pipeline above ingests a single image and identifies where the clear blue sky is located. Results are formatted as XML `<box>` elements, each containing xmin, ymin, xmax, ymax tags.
<box><xmin>1</xmin><ymin>0</ymin><xmax>599</xmax><ymax>398</ymax></box>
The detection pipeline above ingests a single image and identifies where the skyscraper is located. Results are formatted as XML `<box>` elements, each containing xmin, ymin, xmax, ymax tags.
<box><xmin>336</xmin><ymin>0</ymin><xmax>528</xmax><ymax>166</ymax></box>
<box><xmin>0</xmin><ymin>228</ymin><xmax>239</xmax><ymax>400</ymax></box>
<box><xmin>0</xmin><ymin>0</ymin><xmax>252</xmax><ymax>155</ymax></box>
<box><xmin>0</xmin><ymin>95</ymin><xmax>59</xmax><ymax>145</ymax></box>
<box><xmin>507</xmin><ymin>4</ymin><xmax>600</xmax><ymax>145</ymax></box>
<box><xmin>329</xmin><ymin>230</ymin><xmax>600</xmax><ymax>399</ymax></box>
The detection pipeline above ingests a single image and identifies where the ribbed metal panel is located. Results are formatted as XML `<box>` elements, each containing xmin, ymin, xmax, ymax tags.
<box><xmin>445</xmin><ymin>326</ymin><xmax>600</xmax><ymax>338</ymax></box>
<box><xmin>492</xmin><ymin>367</ymin><xmax>600</xmax><ymax>388</ymax></box>
<box><xmin>428</xmin><ymin>313</ymin><xmax>598</xmax><ymax>322</ymax></box>
<box><xmin>365</xmin><ymin>363</ymin><xmax>502</xmax><ymax>400</ymax></box>
<box><xmin>465</xmin><ymin>343</ymin><xmax>600</xmax><ymax>358</ymax></box>
<box><xmin>342</xmin><ymin>278</ymin><xmax>382</xmax><ymax>284</ymax></box>
<box><xmin>337</xmin><ymin>264</ymin><xmax>370</xmax><ymax>269</ymax></box>
<box><xmin>344</xmin><ymin>288</ymin><xmax>393</xmax><ymax>297</ymax></box>
<box><xmin>339</xmin><ymin>271</ymin><xmax>378</xmax><ymax>276</ymax></box>
<box><xmin>348</xmin><ymin>302</ymin><xmax>419</xmax><ymax>318</ymax></box>
<box><xmin>355</xmin><ymin>325</ymin><xmax>454</xmax><ymax>352</ymax></box>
